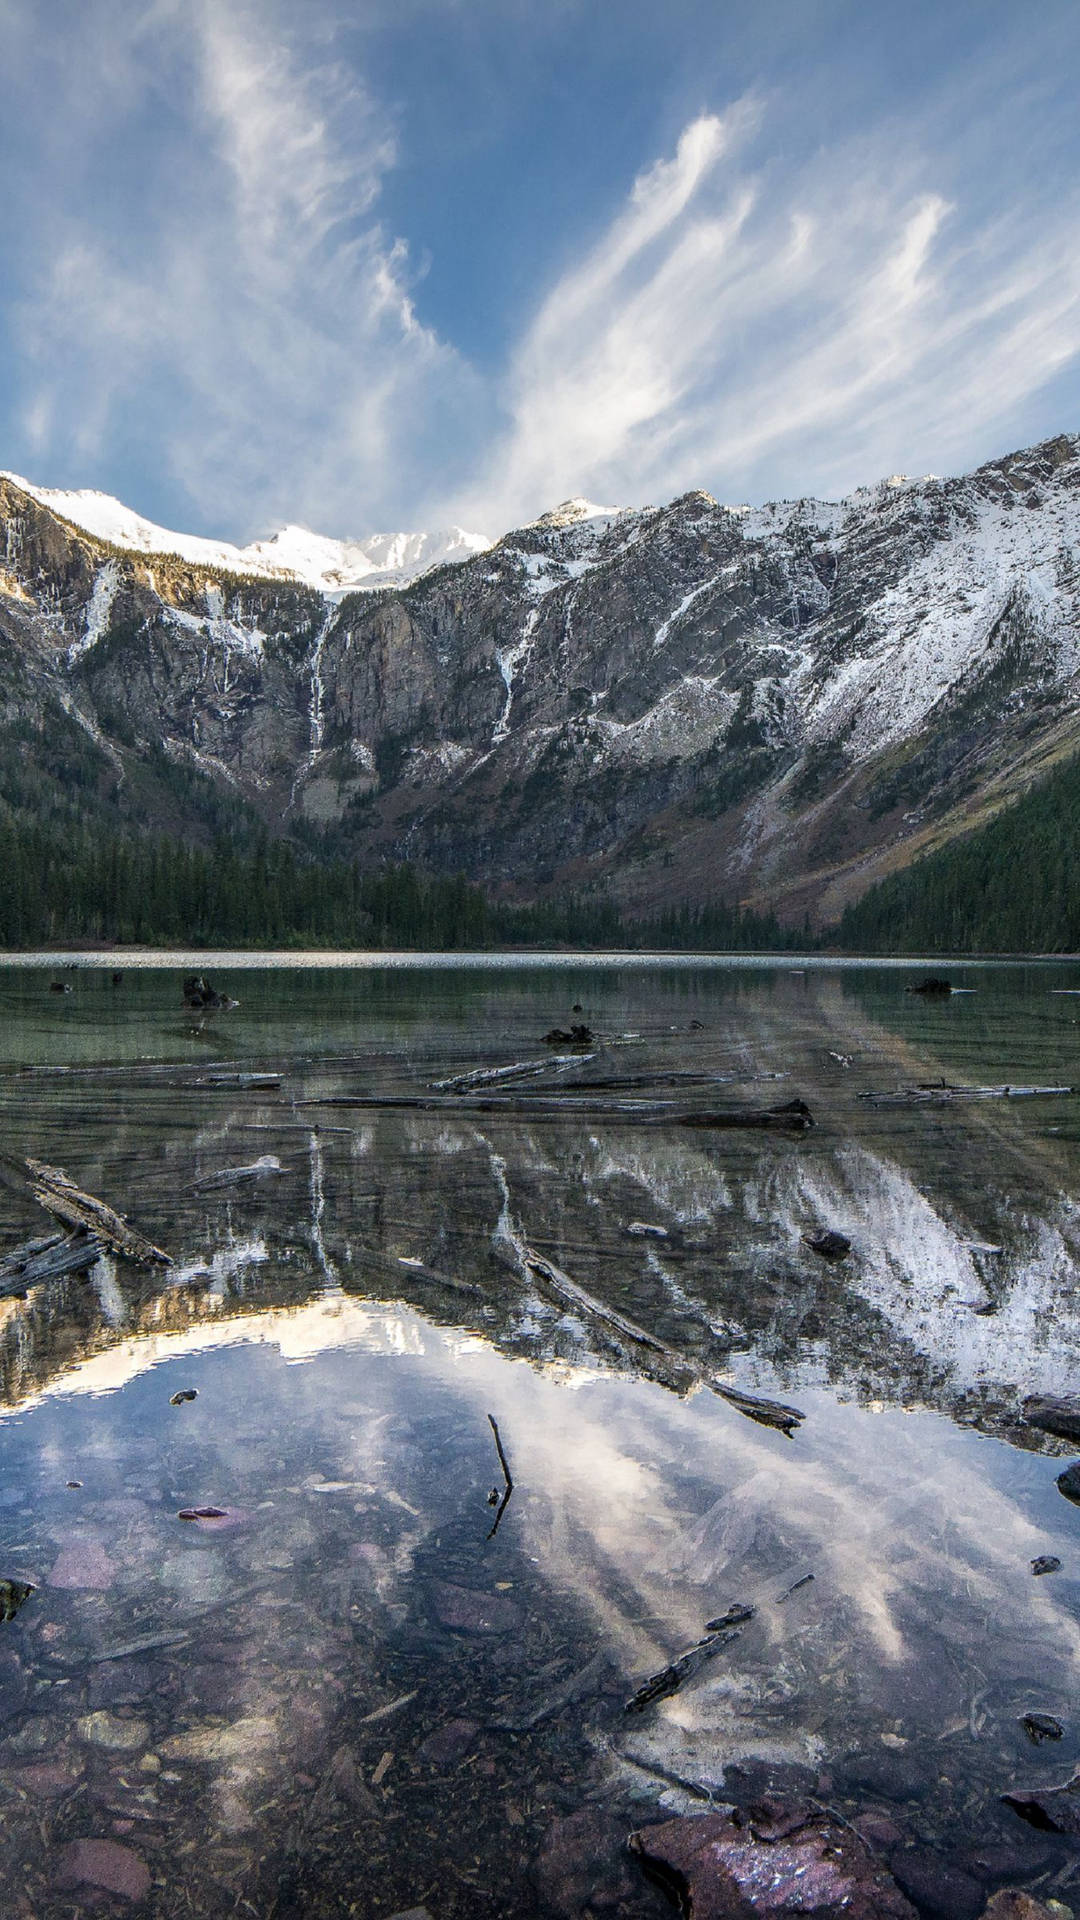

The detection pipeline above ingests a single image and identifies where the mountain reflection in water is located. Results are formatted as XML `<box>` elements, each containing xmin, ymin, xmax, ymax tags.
<box><xmin>0</xmin><ymin>957</ymin><xmax>1079</xmax><ymax>1917</ymax></box>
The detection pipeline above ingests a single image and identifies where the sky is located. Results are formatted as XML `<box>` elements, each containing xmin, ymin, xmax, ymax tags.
<box><xmin>2</xmin><ymin>0</ymin><xmax>1080</xmax><ymax>543</ymax></box>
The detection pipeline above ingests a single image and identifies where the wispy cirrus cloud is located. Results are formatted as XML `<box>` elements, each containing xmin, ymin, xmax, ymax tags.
<box><xmin>461</xmin><ymin>103</ymin><xmax>1080</xmax><ymax>525</ymax></box>
<box><xmin>9</xmin><ymin>0</ymin><xmax>484</xmax><ymax>536</ymax></box>
<box><xmin>4</xmin><ymin>1</ymin><xmax>1080</xmax><ymax>539</ymax></box>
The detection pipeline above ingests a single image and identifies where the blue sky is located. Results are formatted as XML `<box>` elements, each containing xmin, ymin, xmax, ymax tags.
<box><xmin>2</xmin><ymin>0</ymin><xmax>1079</xmax><ymax>541</ymax></box>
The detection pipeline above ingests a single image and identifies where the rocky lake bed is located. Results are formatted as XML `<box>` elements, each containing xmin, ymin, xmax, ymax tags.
<box><xmin>1</xmin><ymin>954</ymin><xmax>1080</xmax><ymax>1915</ymax></box>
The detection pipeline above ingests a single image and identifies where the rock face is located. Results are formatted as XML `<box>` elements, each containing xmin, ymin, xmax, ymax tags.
<box><xmin>5</xmin><ymin>436</ymin><xmax>1080</xmax><ymax>923</ymax></box>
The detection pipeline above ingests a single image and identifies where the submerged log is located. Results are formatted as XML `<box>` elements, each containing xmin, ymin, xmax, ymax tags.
<box><xmin>859</xmin><ymin>1084</ymin><xmax>1074</xmax><ymax>1106</ymax></box>
<box><xmin>193</xmin><ymin>1155</ymin><xmax>283</xmax><ymax>1190</ymax></box>
<box><xmin>518</xmin><ymin>1244</ymin><xmax>804</xmax><ymax>1434</ymax></box>
<box><xmin>26</xmin><ymin>1159</ymin><xmax>172</xmax><ymax>1267</ymax></box>
<box><xmin>624</xmin><ymin>1624</ymin><xmax>745</xmax><ymax>1713</ymax></box>
<box><xmin>432</xmin><ymin>1054</ymin><xmax>588</xmax><ymax>1093</ymax></box>
<box><xmin>681</xmin><ymin>1098</ymin><xmax>814</xmax><ymax>1131</ymax></box>
<box><xmin>299</xmin><ymin>1092</ymin><xmax>814</xmax><ymax>1133</ymax></box>
<box><xmin>0</xmin><ymin>1228</ymin><xmax>102</xmax><ymax>1296</ymax></box>
<box><xmin>710</xmin><ymin>1381</ymin><xmax>805</xmax><ymax>1435</ymax></box>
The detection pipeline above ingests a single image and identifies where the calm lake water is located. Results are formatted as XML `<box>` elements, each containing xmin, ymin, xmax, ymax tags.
<box><xmin>2</xmin><ymin>954</ymin><xmax>1080</xmax><ymax>1917</ymax></box>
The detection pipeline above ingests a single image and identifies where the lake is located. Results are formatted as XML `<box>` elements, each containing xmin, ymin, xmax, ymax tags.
<box><xmin>1</xmin><ymin>954</ymin><xmax>1080</xmax><ymax>1917</ymax></box>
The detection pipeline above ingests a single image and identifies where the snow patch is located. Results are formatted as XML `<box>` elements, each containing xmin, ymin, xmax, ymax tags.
<box><xmin>494</xmin><ymin>607</ymin><xmax>541</xmax><ymax>742</ymax></box>
<box><xmin>0</xmin><ymin>472</ymin><xmax>491</xmax><ymax>600</ymax></box>
<box><xmin>653</xmin><ymin>568</ymin><xmax>736</xmax><ymax>648</ymax></box>
<box><xmin>68</xmin><ymin>560</ymin><xmax>120</xmax><ymax>661</ymax></box>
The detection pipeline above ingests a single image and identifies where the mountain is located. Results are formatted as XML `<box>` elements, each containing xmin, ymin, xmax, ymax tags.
<box><xmin>2</xmin><ymin>434</ymin><xmax>1080</xmax><ymax>930</ymax></box>
<box><xmin>0</xmin><ymin>473</ymin><xmax>492</xmax><ymax>595</ymax></box>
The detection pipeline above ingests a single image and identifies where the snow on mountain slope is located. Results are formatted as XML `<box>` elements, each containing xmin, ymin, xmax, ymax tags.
<box><xmin>5</xmin><ymin>432</ymin><xmax>1080</xmax><ymax>923</ymax></box>
<box><xmin>0</xmin><ymin>473</ymin><xmax>492</xmax><ymax>596</ymax></box>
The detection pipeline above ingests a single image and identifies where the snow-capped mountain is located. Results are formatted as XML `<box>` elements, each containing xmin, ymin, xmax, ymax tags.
<box><xmin>0</xmin><ymin>472</ymin><xmax>492</xmax><ymax>595</ymax></box>
<box><xmin>3</xmin><ymin>433</ymin><xmax>1080</xmax><ymax>923</ymax></box>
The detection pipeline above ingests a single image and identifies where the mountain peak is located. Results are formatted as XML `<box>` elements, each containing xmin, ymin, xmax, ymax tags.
<box><xmin>0</xmin><ymin>472</ymin><xmax>492</xmax><ymax>598</ymax></box>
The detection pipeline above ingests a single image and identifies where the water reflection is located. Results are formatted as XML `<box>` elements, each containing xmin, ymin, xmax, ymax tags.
<box><xmin>2</xmin><ymin>960</ymin><xmax>1080</xmax><ymax>1914</ymax></box>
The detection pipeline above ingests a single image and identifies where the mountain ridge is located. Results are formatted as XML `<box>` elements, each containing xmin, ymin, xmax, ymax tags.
<box><xmin>2</xmin><ymin>432</ymin><xmax>1079</xmax><ymax>931</ymax></box>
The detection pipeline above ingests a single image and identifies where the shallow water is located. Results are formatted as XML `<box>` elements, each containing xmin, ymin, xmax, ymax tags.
<box><xmin>2</xmin><ymin>955</ymin><xmax>1080</xmax><ymax>1916</ymax></box>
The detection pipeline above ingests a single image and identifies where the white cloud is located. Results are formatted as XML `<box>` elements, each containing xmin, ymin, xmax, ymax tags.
<box><xmin>460</xmin><ymin>107</ymin><xmax>1080</xmax><ymax>525</ymax></box>
<box><xmin>11</xmin><ymin>0</ymin><xmax>483</xmax><ymax>537</ymax></box>
<box><xmin>7</xmin><ymin>8</ymin><xmax>1080</xmax><ymax>540</ymax></box>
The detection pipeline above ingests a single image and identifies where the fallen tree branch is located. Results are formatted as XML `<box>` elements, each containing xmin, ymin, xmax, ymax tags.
<box><xmin>0</xmin><ymin>1228</ymin><xmax>102</xmax><ymax>1295</ymax></box>
<box><xmin>486</xmin><ymin>1412</ymin><xmax>514</xmax><ymax>1538</ymax></box>
<box><xmin>26</xmin><ymin>1158</ymin><xmax>172</xmax><ymax>1267</ymax></box>
<box><xmin>519</xmin><ymin>1245</ymin><xmax>804</xmax><ymax>1434</ymax></box>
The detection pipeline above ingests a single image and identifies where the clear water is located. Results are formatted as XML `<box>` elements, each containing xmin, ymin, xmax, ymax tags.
<box><xmin>2</xmin><ymin>956</ymin><xmax>1080</xmax><ymax>1916</ymax></box>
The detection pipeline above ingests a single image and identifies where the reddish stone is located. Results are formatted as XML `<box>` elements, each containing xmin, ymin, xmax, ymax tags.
<box><xmin>535</xmin><ymin>1808</ymin><xmax>638</xmax><ymax>1917</ymax></box>
<box><xmin>11</xmin><ymin>1762</ymin><xmax>81</xmax><ymax>1797</ymax></box>
<box><xmin>429</xmin><ymin>1581</ymin><xmax>521</xmax><ymax>1634</ymax></box>
<box><xmin>178</xmin><ymin>1505</ymin><xmax>247</xmax><ymax>1531</ymax></box>
<box><xmin>417</xmin><ymin>1718</ymin><xmax>479</xmax><ymax>1768</ymax></box>
<box><xmin>49</xmin><ymin>1539</ymin><xmax>115</xmax><ymax>1589</ymax></box>
<box><xmin>629</xmin><ymin>1807</ymin><xmax>918</xmax><ymax>1918</ymax></box>
<box><xmin>54</xmin><ymin>1837</ymin><xmax>151</xmax><ymax>1900</ymax></box>
<box><xmin>853</xmin><ymin>1812</ymin><xmax>906</xmax><ymax>1851</ymax></box>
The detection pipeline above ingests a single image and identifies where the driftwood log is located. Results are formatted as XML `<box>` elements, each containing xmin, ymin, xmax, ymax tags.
<box><xmin>518</xmin><ymin>1244</ymin><xmax>804</xmax><ymax>1434</ymax></box>
<box><xmin>859</xmin><ymin>1084</ymin><xmax>1074</xmax><ymax>1106</ymax></box>
<box><xmin>681</xmin><ymin>1098</ymin><xmax>814</xmax><ymax>1131</ymax></box>
<box><xmin>0</xmin><ymin>1229</ymin><xmax>102</xmax><ymax>1296</ymax></box>
<box><xmin>26</xmin><ymin>1159</ymin><xmax>172</xmax><ymax>1267</ymax></box>
<box><xmin>300</xmin><ymin>1092</ymin><xmax>815</xmax><ymax>1130</ymax></box>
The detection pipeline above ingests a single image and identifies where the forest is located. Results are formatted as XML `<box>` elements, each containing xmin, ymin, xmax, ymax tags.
<box><xmin>838</xmin><ymin>749</ymin><xmax>1080</xmax><ymax>952</ymax></box>
<box><xmin>0</xmin><ymin>810</ymin><xmax>792</xmax><ymax>952</ymax></box>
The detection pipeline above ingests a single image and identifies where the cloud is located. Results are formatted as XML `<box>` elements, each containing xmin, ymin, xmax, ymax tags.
<box><xmin>10</xmin><ymin>0</ymin><xmax>484</xmax><ymax>537</ymax></box>
<box><xmin>460</xmin><ymin>103</ymin><xmax>1080</xmax><ymax>524</ymax></box>
<box><xmin>6</xmin><ymin>6</ymin><xmax>1080</xmax><ymax>538</ymax></box>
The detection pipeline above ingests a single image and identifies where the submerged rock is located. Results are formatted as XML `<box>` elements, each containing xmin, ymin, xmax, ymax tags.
<box><xmin>0</xmin><ymin>1577</ymin><xmax>33</xmax><ymax>1622</ymax></box>
<box><xmin>416</xmin><ymin>1717</ymin><xmax>479</xmax><ymax>1768</ymax></box>
<box><xmin>1021</xmin><ymin>1713</ymin><xmax>1064</xmax><ymax>1745</ymax></box>
<box><xmin>983</xmin><ymin>1896</ymin><xmax>1073</xmax><ymax>1920</ymax></box>
<box><xmin>629</xmin><ymin>1804</ymin><xmax>918</xmax><ymax>1916</ymax></box>
<box><xmin>889</xmin><ymin>1847</ymin><xmax>983</xmax><ymax>1920</ymax></box>
<box><xmin>48</xmin><ymin>1538</ymin><xmax>115</xmax><ymax>1589</ymax></box>
<box><xmin>183</xmin><ymin>975</ymin><xmax>238</xmax><ymax>1011</ymax></box>
<box><xmin>1004</xmin><ymin>1770</ymin><xmax>1080</xmax><ymax>1833</ymax></box>
<box><xmin>1055</xmin><ymin>1463</ymin><xmax>1080</xmax><ymax>1504</ymax></box>
<box><xmin>803</xmin><ymin>1229</ymin><xmax>852</xmax><ymax>1262</ymax></box>
<box><xmin>77</xmin><ymin>1710</ymin><xmax>149</xmax><ymax>1752</ymax></box>
<box><xmin>536</xmin><ymin>1808</ymin><xmax>639</xmax><ymax>1917</ymax></box>
<box><xmin>429</xmin><ymin>1581</ymin><xmax>522</xmax><ymax>1634</ymax></box>
<box><xmin>1023</xmin><ymin>1395</ymin><xmax>1080</xmax><ymax>1441</ymax></box>
<box><xmin>54</xmin><ymin>1837</ymin><xmax>151</xmax><ymax>1900</ymax></box>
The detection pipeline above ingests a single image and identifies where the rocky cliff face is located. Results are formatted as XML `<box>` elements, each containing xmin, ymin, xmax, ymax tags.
<box><xmin>4</xmin><ymin>434</ymin><xmax>1080</xmax><ymax>923</ymax></box>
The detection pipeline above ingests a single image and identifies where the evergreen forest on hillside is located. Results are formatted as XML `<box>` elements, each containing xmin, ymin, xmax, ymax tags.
<box><xmin>0</xmin><ymin>811</ymin><xmax>792</xmax><ymax>952</ymax></box>
<box><xmin>838</xmin><ymin>750</ymin><xmax>1080</xmax><ymax>952</ymax></box>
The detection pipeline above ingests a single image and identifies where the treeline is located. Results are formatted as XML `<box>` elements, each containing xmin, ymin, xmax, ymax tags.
<box><xmin>838</xmin><ymin>751</ymin><xmax>1080</xmax><ymax>953</ymax></box>
<box><xmin>0</xmin><ymin>812</ymin><xmax>793</xmax><ymax>952</ymax></box>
